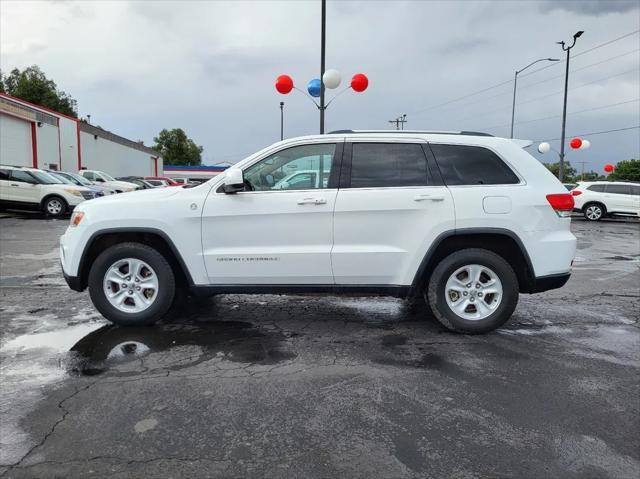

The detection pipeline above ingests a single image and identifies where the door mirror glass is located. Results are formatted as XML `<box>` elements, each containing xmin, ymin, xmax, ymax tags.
<box><xmin>223</xmin><ymin>169</ymin><xmax>245</xmax><ymax>194</ymax></box>
<box><xmin>95</xmin><ymin>177</ymin><xmax>105</xmax><ymax>182</ymax></box>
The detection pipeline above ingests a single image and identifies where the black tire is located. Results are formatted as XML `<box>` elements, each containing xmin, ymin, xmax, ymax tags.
<box><xmin>88</xmin><ymin>242</ymin><xmax>175</xmax><ymax>326</ymax></box>
<box><xmin>583</xmin><ymin>202</ymin><xmax>605</xmax><ymax>221</ymax></box>
<box><xmin>42</xmin><ymin>195</ymin><xmax>68</xmax><ymax>218</ymax></box>
<box><xmin>426</xmin><ymin>248</ymin><xmax>519</xmax><ymax>334</ymax></box>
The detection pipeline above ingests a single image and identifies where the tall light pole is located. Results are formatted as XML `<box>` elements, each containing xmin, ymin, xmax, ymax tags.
<box><xmin>557</xmin><ymin>30</ymin><xmax>584</xmax><ymax>181</ymax></box>
<box><xmin>319</xmin><ymin>0</ymin><xmax>326</xmax><ymax>134</ymax></box>
<box><xmin>510</xmin><ymin>58</ymin><xmax>559</xmax><ymax>138</ymax></box>
<box><xmin>279</xmin><ymin>102</ymin><xmax>284</xmax><ymax>141</ymax></box>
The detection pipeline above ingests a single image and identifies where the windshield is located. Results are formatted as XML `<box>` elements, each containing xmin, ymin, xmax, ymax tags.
<box><xmin>101</xmin><ymin>172</ymin><xmax>115</xmax><ymax>181</ymax></box>
<box><xmin>50</xmin><ymin>172</ymin><xmax>75</xmax><ymax>185</ymax></box>
<box><xmin>67</xmin><ymin>173</ymin><xmax>93</xmax><ymax>186</ymax></box>
<box><xmin>31</xmin><ymin>171</ymin><xmax>63</xmax><ymax>184</ymax></box>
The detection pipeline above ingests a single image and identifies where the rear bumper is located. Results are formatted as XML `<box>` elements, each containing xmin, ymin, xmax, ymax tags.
<box><xmin>529</xmin><ymin>272</ymin><xmax>571</xmax><ymax>293</ymax></box>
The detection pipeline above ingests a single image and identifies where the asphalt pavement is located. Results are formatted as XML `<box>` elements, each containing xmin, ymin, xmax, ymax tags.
<box><xmin>0</xmin><ymin>213</ymin><xmax>638</xmax><ymax>478</ymax></box>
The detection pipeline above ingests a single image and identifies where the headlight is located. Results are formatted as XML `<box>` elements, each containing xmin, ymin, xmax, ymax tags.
<box><xmin>70</xmin><ymin>211</ymin><xmax>85</xmax><ymax>227</ymax></box>
<box><xmin>64</xmin><ymin>188</ymin><xmax>83</xmax><ymax>197</ymax></box>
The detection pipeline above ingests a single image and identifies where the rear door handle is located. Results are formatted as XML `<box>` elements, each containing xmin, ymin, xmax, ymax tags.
<box><xmin>297</xmin><ymin>197</ymin><xmax>327</xmax><ymax>205</ymax></box>
<box><xmin>414</xmin><ymin>194</ymin><xmax>444</xmax><ymax>202</ymax></box>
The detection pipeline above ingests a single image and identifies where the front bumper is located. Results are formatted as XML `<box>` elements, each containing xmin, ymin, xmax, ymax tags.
<box><xmin>63</xmin><ymin>269</ymin><xmax>84</xmax><ymax>292</ymax></box>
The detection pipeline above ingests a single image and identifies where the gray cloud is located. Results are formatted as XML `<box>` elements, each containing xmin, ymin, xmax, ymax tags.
<box><xmin>542</xmin><ymin>0</ymin><xmax>640</xmax><ymax>14</ymax></box>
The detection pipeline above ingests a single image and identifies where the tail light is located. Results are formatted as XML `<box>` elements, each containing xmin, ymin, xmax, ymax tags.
<box><xmin>546</xmin><ymin>194</ymin><xmax>574</xmax><ymax>217</ymax></box>
<box><xmin>570</xmin><ymin>189</ymin><xmax>582</xmax><ymax>196</ymax></box>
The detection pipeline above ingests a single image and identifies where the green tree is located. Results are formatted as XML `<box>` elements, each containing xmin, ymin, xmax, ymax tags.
<box><xmin>543</xmin><ymin>161</ymin><xmax>577</xmax><ymax>182</ymax></box>
<box><xmin>0</xmin><ymin>65</ymin><xmax>77</xmax><ymax>117</ymax></box>
<box><xmin>153</xmin><ymin>128</ymin><xmax>203</xmax><ymax>166</ymax></box>
<box><xmin>608</xmin><ymin>159</ymin><xmax>640</xmax><ymax>182</ymax></box>
<box><xmin>580</xmin><ymin>171</ymin><xmax>605</xmax><ymax>181</ymax></box>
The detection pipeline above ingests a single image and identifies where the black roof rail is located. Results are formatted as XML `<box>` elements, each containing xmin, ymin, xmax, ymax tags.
<box><xmin>327</xmin><ymin>129</ymin><xmax>493</xmax><ymax>137</ymax></box>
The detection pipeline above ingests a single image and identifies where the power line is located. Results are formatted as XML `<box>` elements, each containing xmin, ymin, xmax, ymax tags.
<box><xmin>486</xmin><ymin>98</ymin><xmax>640</xmax><ymax>129</ymax></box>
<box><xmin>455</xmin><ymin>68</ymin><xmax>639</xmax><ymax>122</ymax></box>
<box><xmin>519</xmin><ymin>29</ymin><xmax>640</xmax><ymax>79</ymax></box>
<box><xmin>440</xmin><ymin>48</ymin><xmax>640</xmax><ymax>120</ymax></box>
<box><xmin>535</xmin><ymin>125</ymin><xmax>640</xmax><ymax>142</ymax></box>
<box><xmin>408</xmin><ymin>29</ymin><xmax>640</xmax><ymax>116</ymax></box>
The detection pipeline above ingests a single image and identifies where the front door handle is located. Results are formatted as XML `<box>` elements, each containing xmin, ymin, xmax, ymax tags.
<box><xmin>10</xmin><ymin>183</ymin><xmax>20</xmax><ymax>187</ymax></box>
<box><xmin>297</xmin><ymin>197</ymin><xmax>327</xmax><ymax>205</ymax></box>
<box><xmin>414</xmin><ymin>194</ymin><xmax>444</xmax><ymax>202</ymax></box>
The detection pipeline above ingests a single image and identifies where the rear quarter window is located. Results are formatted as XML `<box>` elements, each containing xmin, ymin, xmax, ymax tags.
<box><xmin>587</xmin><ymin>184</ymin><xmax>606</xmax><ymax>192</ymax></box>
<box><xmin>429</xmin><ymin>144</ymin><xmax>519</xmax><ymax>185</ymax></box>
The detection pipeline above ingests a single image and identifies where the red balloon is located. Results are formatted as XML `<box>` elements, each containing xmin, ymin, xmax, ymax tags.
<box><xmin>275</xmin><ymin>74</ymin><xmax>293</xmax><ymax>94</ymax></box>
<box><xmin>570</xmin><ymin>138</ymin><xmax>582</xmax><ymax>149</ymax></box>
<box><xmin>350</xmin><ymin>73</ymin><xmax>368</xmax><ymax>92</ymax></box>
<box><xmin>604</xmin><ymin>164</ymin><xmax>615</xmax><ymax>173</ymax></box>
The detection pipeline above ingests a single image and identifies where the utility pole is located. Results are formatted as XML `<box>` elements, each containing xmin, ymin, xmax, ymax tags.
<box><xmin>388</xmin><ymin>114</ymin><xmax>407</xmax><ymax>130</ymax></box>
<box><xmin>279</xmin><ymin>102</ymin><xmax>284</xmax><ymax>141</ymax></box>
<box><xmin>319</xmin><ymin>0</ymin><xmax>326</xmax><ymax>134</ymax></box>
<box><xmin>557</xmin><ymin>30</ymin><xmax>584</xmax><ymax>182</ymax></box>
<box><xmin>575</xmin><ymin>160</ymin><xmax>588</xmax><ymax>181</ymax></box>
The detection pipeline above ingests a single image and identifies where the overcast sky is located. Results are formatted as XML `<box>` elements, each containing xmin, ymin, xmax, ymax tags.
<box><xmin>1</xmin><ymin>0</ymin><xmax>639</xmax><ymax>172</ymax></box>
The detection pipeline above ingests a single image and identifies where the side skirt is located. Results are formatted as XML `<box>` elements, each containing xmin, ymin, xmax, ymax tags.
<box><xmin>189</xmin><ymin>284</ymin><xmax>411</xmax><ymax>298</ymax></box>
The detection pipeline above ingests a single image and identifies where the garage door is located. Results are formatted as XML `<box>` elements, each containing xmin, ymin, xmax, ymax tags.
<box><xmin>0</xmin><ymin>114</ymin><xmax>32</xmax><ymax>167</ymax></box>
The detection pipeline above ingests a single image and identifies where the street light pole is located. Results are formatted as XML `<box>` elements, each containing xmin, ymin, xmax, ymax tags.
<box><xmin>279</xmin><ymin>102</ymin><xmax>284</xmax><ymax>141</ymax></box>
<box><xmin>558</xmin><ymin>30</ymin><xmax>584</xmax><ymax>182</ymax></box>
<box><xmin>510</xmin><ymin>57</ymin><xmax>559</xmax><ymax>138</ymax></box>
<box><xmin>319</xmin><ymin>0</ymin><xmax>326</xmax><ymax>134</ymax></box>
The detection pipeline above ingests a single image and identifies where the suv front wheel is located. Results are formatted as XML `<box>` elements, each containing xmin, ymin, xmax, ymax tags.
<box><xmin>88</xmin><ymin>243</ymin><xmax>175</xmax><ymax>326</ymax></box>
<box><xmin>43</xmin><ymin>196</ymin><xmax>67</xmax><ymax>218</ymax></box>
<box><xmin>426</xmin><ymin>248</ymin><xmax>519</xmax><ymax>334</ymax></box>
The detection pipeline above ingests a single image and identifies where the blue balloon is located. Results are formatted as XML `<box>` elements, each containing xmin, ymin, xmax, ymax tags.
<box><xmin>307</xmin><ymin>78</ymin><xmax>321</xmax><ymax>98</ymax></box>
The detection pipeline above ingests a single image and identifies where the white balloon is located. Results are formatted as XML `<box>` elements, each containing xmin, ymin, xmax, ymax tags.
<box><xmin>322</xmin><ymin>69</ymin><xmax>341</xmax><ymax>89</ymax></box>
<box><xmin>538</xmin><ymin>142</ymin><xmax>551</xmax><ymax>154</ymax></box>
<box><xmin>580</xmin><ymin>139</ymin><xmax>591</xmax><ymax>150</ymax></box>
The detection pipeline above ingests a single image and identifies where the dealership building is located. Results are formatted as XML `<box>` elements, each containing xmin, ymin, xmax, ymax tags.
<box><xmin>0</xmin><ymin>93</ymin><xmax>162</xmax><ymax>177</ymax></box>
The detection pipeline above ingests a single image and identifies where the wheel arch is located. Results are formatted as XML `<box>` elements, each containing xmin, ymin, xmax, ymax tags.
<box><xmin>410</xmin><ymin>228</ymin><xmax>536</xmax><ymax>295</ymax></box>
<box><xmin>77</xmin><ymin>228</ymin><xmax>193</xmax><ymax>291</ymax></box>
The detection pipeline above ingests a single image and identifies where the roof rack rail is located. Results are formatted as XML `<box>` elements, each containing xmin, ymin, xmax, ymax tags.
<box><xmin>327</xmin><ymin>129</ymin><xmax>493</xmax><ymax>137</ymax></box>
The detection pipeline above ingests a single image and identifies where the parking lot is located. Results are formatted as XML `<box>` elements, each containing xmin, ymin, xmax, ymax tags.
<box><xmin>0</xmin><ymin>214</ymin><xmax>638</xmax><ymax>478</ymax></box>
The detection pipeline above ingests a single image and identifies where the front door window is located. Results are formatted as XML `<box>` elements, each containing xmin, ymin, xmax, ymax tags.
<box><xmin>243</xmin><ymin>143</ymin><xmax>336</xmax><ymax>191</ymax></box>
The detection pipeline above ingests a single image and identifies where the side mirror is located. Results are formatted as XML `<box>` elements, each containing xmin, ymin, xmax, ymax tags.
<box><xmin>223</xmin><ymin>169</ymin><xmax>245</xmax><ymax>194</ymax></box>
<box><xmin>95</xmin><ymin>177</ymin><xmax>104</xmax><ymax>183</ymax></box>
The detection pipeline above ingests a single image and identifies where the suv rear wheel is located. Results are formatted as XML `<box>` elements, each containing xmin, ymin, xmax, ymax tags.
<box><xmin>583</xmin><ymin>202</ymin><xmax>605</xmax><ymax>221</ymax></box>
<box><xmin>88</xmin><ymin>243</ymin><xmax>175</xmax><ymax>326</ymax></box>
<box><xmin>426</xmin><ymin>248</ymin><xmax>518</xmax><ymax>334</ymax></box>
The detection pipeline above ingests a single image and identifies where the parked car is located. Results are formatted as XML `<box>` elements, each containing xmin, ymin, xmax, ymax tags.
<box><xmin>78</xmin><ymin>170</ymin><xmax>138</xmax><ymax>193</ymax></box>
<box><xmin>60</xmin><ymin>130</ymin><xmax>576</xmax><ymax>333</ymax></box>
<box><xmin>0</xmin><ymin>165</ymin><xmax>94</xmax><ymax>217</ymax></box>
<box><xmin>46</xmin><ymin>170</ymin><xmax>116</xmax><ymax>197</ymax></box>
<box><xmin>144</xmin><ymin>176</ymin><xmax>182</xmax><ymax>186</ymax></box>
<box><xmin>273</xmin><ymin>169</ymin><xmax>329</xmax><ymax>190</ymax></box>
<box><xmin>571</xmin><ymin>181</ymin><xmax>640</xmax><ymax>221</ymax></box>
<box><xmin>116</xmin><ymin>176</ymin><xmax>157</xmax><ymax>189</ymax></box>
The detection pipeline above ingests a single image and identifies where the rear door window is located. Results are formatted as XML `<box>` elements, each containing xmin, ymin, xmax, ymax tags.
<box><xmin>605</xmin><ymin>184</ymin><xmax>631</xmax><ymax>195</ymax></box>
<box><xmin>349</xmin><ymin>143</ymin><xmax>429</xmax><ymax>188</ymax></box>
<box><xmin>429</xmin><ymin>144</ymin><xmax>519</xmax><ymax>185</ymax></box>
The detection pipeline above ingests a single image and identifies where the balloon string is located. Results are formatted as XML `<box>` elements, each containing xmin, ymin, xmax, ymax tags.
<box><xmin>293</xmin><ymin>87</ymin><xmax>321</xmax><ymax>108</ymax></box>
<box><xmin>325</xmin><ymin>86</ymin><xmax>352</xmax><ymax>108</ymax></box>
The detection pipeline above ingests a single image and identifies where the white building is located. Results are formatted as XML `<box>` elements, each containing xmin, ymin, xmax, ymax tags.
<box><xmin>0</xmin><ymin>93</ymin><xmax>161</xmax><ymax>176</ymax></box>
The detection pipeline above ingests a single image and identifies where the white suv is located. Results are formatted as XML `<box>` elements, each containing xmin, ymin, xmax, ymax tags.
<box><xmin>0</xmin><ymin>165</ymin><xmax>95</xmax><ymax>217</ymax></box>
<box><xmin>78</xmin><ymin>170</ymin><xmax>138</xmax><ymax>193</ymax></box>
<box><xmin>571</xmin><ymin>181</ymin><xmax>640</xmax><ymax>221</ymax></box>
<box><xmin>60</xmin><ymin>131</ymin><xmax>577</xmax><ymax>333</ymax></box>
